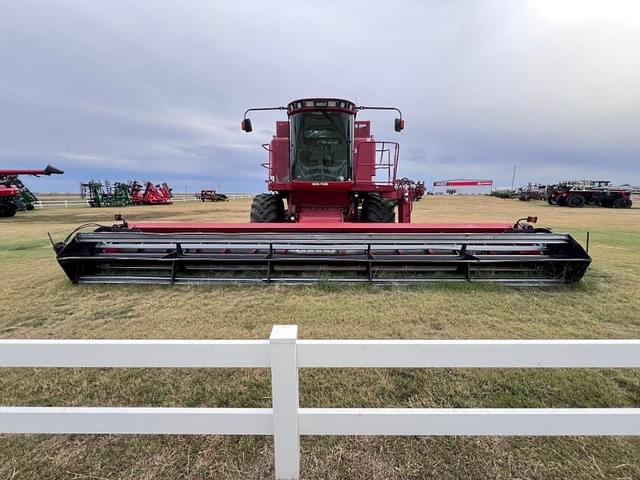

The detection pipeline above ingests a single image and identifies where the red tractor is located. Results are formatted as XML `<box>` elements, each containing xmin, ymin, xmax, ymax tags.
<box><xmin>0</xmin><ymin>165</ymin><xmax>64</xmax><ymax>217</ymax></box>
<box><xmin>53</xmin><ymin>98</ymin><xmax>590</xmax><ymax>285</ymax></box>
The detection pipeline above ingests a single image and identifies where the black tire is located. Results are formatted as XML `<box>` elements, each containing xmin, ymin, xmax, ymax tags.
<box><xmin>567</xmin><ymin>194</ymin><xmax>586</xmax><ymax>208</ymax></box>
<box><xmin>250</xmin><ymin>193</ymin><xmax>285</xmax><ymax>222</ymax></box>
<box><xmin>548</xmin><ymin>196</ymin><xmax>558</xmax><ymax>205</ymax></box>
<box><xmin>0</xmin><ymin>202</ymin><xmax>18</xmax><ymax>217</ymax></box>
<box><xmin>613</xmin><ymin>197</ymin><xmax>631</xmax><ymax>209</ymax></box>
<box><xmin>361</xmin><ymin>193</ymin><xmax>395</xmax><ymax>223</ymax></box>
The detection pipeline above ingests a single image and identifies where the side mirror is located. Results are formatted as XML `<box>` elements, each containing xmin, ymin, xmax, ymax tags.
<box><xmin>241</xmin><ymin>118</ymin><xmax>253</xmax><ymax>133</ymax></box>
<box><xmin>394</xmin><ymin>118</ymin><xmax>404</xmax><ymax>132</ymax></box>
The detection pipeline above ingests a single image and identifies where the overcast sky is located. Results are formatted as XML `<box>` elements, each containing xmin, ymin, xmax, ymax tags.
<box><xmin>1</xmin><ymin>0</ymin><xmax>639</xmax><ymax>193</ymax></box>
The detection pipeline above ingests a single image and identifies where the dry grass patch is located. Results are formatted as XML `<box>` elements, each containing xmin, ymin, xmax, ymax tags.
<box><xmin>0</xmin><ymin>196</ymin><xmax>639</xmax><ymax>479</ymax></box>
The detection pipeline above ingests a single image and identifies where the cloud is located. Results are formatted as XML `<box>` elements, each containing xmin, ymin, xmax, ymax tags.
<box><xmin>0</xmin><ymin>0</ymin><xmax>638</xmax><ymax>193</ymax></box>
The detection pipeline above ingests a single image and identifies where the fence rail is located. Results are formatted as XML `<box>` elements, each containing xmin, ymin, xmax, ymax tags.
<box><xmin>1</xmin><ymin>326</ymin><xmax>639</xmax><ymax>480</ymax></box>
<box><xmin>32</xmin><ymin>194</ymin><xmax>256</xmax><ymax>208</ymax></box>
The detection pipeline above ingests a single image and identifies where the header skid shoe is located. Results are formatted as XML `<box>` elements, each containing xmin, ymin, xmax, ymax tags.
<box><xmin>54</xmin><ymin>223</ymin><xmax>591</xmax><ymax>286</ymax></box>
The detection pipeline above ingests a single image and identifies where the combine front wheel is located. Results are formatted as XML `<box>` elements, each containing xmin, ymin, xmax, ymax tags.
<box><xmin>362</xmin><ymin>194</ymin><xmax>395</xmax><ymax>223</ymax></box>
<box><xmin>250</xmin><ymin>194</ymin><xmax>285</xmax><ymax>222</ymax></box>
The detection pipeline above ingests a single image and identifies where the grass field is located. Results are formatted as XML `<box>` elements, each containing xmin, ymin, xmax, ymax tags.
<box><xmin>1</xmin><ymin>196</ymin><xmax>639</xmax><ymax>479</ymax></box>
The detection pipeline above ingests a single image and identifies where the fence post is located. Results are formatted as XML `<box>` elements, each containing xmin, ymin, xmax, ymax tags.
<box><xmin>270</xmin><ymin>325</ymin><xmax>300</xmax><ymax>480</ymax></box>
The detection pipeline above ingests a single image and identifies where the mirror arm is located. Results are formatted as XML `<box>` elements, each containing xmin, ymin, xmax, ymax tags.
<box><xmin>243</xmin><ymin>106</ymin><xmax>287</xmax><ymax>120</ymax></box>
<box><xmin>357</xmin><ymin>106</ymin><xmax>403</xmax><ymax>122</ymax></box>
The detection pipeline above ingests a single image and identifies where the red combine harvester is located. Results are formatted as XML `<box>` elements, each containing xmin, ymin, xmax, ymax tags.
<box><xmin>53</xmin><ymin>98</ymin><xmax>590</xmax><ymax>285</ymax></box>
<box><xmin>0</xmin><ymin>165</ymin><xmax>64</xmax><ymax>217</ymax></box>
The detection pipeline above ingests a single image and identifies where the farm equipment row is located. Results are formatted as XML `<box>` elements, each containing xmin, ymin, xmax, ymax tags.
<box><xmin>546</xmin><ymin>181</ymin><xmax>632</xmax><ymax>208</ymax></box>
<box><xmin>397</xmin><ymin>178</ymin><xmax>426</xmax><ymax>201</ymax></box>
<box><xmin>54</xmin><ymin>98</ymin><xmax>591</xmax><ymax>285</ymax></box>
<box><xmin>518</xmin><ymin>183</ymin><xmax>547</xmax><ymax>202</ymax></box>
<box><xmin>81</xmin><ymin>180</ymin><xmax>173</xmax><ymax>207</ymax></box>
<box><xmin>517</xmin><ymin>181</ymin><xmax>633</xmax><ymax>208</ymax></box>
<box><xmin>0</xmin><ymin>165</ymin><xmax>64</xmax><ymax>217</ymax></box>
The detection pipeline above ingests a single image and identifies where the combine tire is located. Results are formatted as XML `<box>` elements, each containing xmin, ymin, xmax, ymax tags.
<box><xmin>567</xmin><ymin>194</ymin><xmax>586</xmax><ymax>208</ymax></box>
<box><xmin>0</xmin><ymin>203</ymin><xmax>17</xmax><ymax>217</ymax></box>
<box><xmin>547</xmin><ymin>196</ymin><xmax>558</xmax><ymax>205</ymax></box>
<box><xmin>362</xmin><ymin>194</ymin><xmax>395</xmax><ymax>223</ymax></box>
<box><xmin>250</xmin><ymin>194</ymin><xmax>285</xmax><ymax>222</ymax></box>
<box><xmin>614</xmin><ymin>198</ymin><xmax>632</xmax><ymax>209</ymax></box>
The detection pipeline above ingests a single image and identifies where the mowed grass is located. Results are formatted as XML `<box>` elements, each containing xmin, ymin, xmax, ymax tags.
<box><xmin>0</xmin><ymin>196</ymin><xmax>639</xmax><ymax>479</ymax></box>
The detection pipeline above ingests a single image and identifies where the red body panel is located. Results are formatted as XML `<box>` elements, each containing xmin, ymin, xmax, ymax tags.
<box><xmin>354</xmin><ymin>139</ymin><xmax>376</xmax><ymax>183</ymax></box>
<box><xmin>130</xmin><ymin>222</ymin><xmax>514</xmax><ymax>233</ymax></box>
<box><xmin>0</xmin><ymin>169</ymin><xmax>50</xmax><ymax>176</ymax></box>
<box><xmin>276</xmin><ymin>121</ymin><xmax>289</xmax><ymax>138</ymax></box>
<box><xmin>270</xmin><ymin>137</ymin><xmax>289</xmax><ymax>183</ymax></box>
<box><xmin>0</xmin><ymin>185</ymin><xmax>19</xmax><ymax>197</ymax></box>
<box><xmin>297</xmin><ymin>209</ymin><xmax>345</xmax><ymax>222</ymax></box>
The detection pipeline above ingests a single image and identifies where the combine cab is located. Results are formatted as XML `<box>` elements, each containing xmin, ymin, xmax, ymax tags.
<box><xmin>54</xmin><ymin>98</ymin><xmax>591</xmax><ymax>285</ymax></box>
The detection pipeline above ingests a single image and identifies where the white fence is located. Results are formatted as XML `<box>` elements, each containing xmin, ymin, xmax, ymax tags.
<box><xmin>33</xmin><ymin>199</ymin><xmax>92</xmax><ymax>208</ymax></box>
<box><xmin>32</xmin><ymin>194</ymin><xmax>256</xmax><ymax>208</ymax></box>
<box><xmin>1</xmin><ymin>325</ymin><xmax>639</xmax><ymax>480</ymax></box>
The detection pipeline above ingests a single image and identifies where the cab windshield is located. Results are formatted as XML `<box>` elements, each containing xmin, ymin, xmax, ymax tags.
<box><xmin>290</xmin><ymin>111</ymin><xmax>352</xmax><ymax>181</ymax></box>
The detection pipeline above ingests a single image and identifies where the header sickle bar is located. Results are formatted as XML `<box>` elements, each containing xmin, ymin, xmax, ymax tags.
<box><xmin>54</xmin><ymin>222</ymin><xmax>591</xmax><ymax>286</ymax></box>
